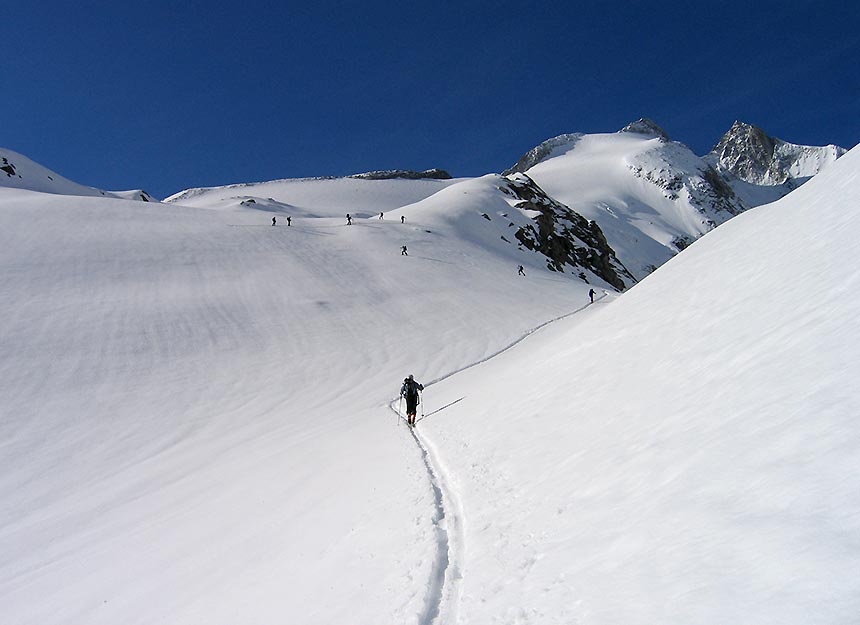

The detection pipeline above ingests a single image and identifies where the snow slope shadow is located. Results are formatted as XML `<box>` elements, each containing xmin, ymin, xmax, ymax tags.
<box><xmin>417</xmin><ymin>397</ymin><xmax>465</xmax><ymax>423</ymax></box>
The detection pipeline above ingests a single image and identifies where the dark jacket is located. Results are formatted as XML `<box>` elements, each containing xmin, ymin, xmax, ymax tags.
<box><xmin>400</xmin><ymin>379</ymin><xmax>423</xmax><ymax>399</ymax></box>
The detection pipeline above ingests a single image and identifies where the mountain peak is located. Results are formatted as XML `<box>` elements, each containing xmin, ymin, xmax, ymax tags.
<box><xmin>709</xmin><ymin>121</ymin><xmax>846</xmax><ymax>185</ymax></box>
<box><xmin>619</xmin><ymin>118</ymin><xmax>671</xmax><ymax>142</ymax></box>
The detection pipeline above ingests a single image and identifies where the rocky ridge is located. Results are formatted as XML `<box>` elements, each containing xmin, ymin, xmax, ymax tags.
<box><xmin>707</xmin><ymin>120</ymin><xmax>846</xmax><ymax>186</ymax></box>
<box><xmin>349</xmin><ymin>168</ymin><xmax>452</xmax><ymax>180</ymax></box>
<box><xmin>501</xmin><ymin>173</ymin><xmax>635</xmax><ymax>290</ymax></box>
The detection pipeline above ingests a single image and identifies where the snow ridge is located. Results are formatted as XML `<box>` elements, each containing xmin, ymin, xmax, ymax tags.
<box><xmin>1</xmin><ymin>147</ymin><xmax>155</xmax><ymax>201</ymax></box>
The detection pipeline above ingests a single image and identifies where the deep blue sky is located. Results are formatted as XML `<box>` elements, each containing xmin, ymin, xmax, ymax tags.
<box><xmin>3</xmin><ymin>1</ymin><xmax>858</xmax><ymax>199</ymax></box>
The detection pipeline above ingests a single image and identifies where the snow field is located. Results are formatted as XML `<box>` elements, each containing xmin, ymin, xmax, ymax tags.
<box><xmin>2</xmin><ymin>141</ymin><xmax>858</xmax><ymax>624</ymax></box>
<box><xmin>0</xmin><ymin>180</ymin><xmax>592</xmax><ymax>624</ymax></box>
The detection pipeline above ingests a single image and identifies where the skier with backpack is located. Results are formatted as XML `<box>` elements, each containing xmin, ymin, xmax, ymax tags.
<box><xmin>400</xmin><ymin>375</ymin><xmax>424</xmax><ymax>426</ymax></box>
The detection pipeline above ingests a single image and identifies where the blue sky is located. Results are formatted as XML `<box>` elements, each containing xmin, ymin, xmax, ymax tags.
<box><xmin>3</xmin><ymin>0</ymin><xmax>858</xmax><ymax>199</ymax></box>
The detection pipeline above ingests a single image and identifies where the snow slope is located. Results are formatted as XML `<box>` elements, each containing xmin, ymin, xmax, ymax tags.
<box><xmin>0</xmin><ymin>147</ymin><xmax>153</xmax><ymax>201</ymax></box>
<box><xmin>164</xmin><ymin>174</ymin><xmax>461</xmax><ymax>218</ymax></box>
<box><xmin>2</xmin><ymin>141</ymin><xmax>858</xmax><ymax>625</ymax></box>
<box><xmin>418</xmin><ymin>144</ymin><xmax>860</xmax><ymax>623</ymax></box>
<box><xmin>0</xmin><ymin>174</ymin><xmax>591</xmax><ymax>624</ymax></box>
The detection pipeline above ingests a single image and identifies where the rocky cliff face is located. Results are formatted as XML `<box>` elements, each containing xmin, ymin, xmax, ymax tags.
<box><xmin>501</xmin><ymin>173</ymin><xmax>635</xmax><ymax>290</ymax></box>
<box><xmin>707</xmin><ymin>120</ymin><xmax>846</xmax><ymax>186</ymax></box>
<box><xmin>619</xmin><ymin>118</ymin><xmax>672</xmax><ymax>142</ymax></box>
<box><xmin>349</xmin><ymin>168</ymin><xmax>452</xmax><ymax>180</ymax></box>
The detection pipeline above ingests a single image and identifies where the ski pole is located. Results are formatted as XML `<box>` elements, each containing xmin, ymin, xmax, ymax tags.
<box><xmin>420</xmin><ymin>390</ymin><xmax>425</xmax><ymax>419</ymax></box>
<box><xmin>398</xmin><ymin>395</ymin><xmax>403</xmax><ymax>426</ymax></box>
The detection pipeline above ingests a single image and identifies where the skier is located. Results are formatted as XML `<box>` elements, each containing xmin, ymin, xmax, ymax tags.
<box><xmin>346</xmin><ymin>214</ymin><xmax>352</xmax><ymax>225</ymax></box>
<box><xmin>401</xmin><ymin>245</ymin><xmax>408</xmax><ymax>256</ymax></box>
<box><xmin>400</xmin><ymin>375</ymin><xmax>424</xmax><ymax>426</ymax></box>
<box><xmin>518</xmin><ymin>265</ymin><xmax>525</xmax><ymax>276</ymax></box>
<box><xmin>272</xmin><ymin>216</ymin><xmax>277</xmax><ymax>226</ymax></box>
<box><xmin>287</xmin><ymin>216</ymin><xmax>291</xmax><ymax>226</ymax></box>
<box><xmin>401</xmin><ymin>215</ymin><xmax>405</xmax><ymax>224</ymax></box>
<box><xmin>379</xmin><ymin>212</ymin><xmax>384</xmax><ymax>220</ymax></box>
<box><xmin>589</xmin><ymin>288</ymin><xmax>596</xmax><ymax>304</ymax></box>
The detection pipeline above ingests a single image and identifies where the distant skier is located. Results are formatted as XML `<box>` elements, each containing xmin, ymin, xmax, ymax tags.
<box><xmin>518</xmin><ymin>265</ymin><xmax>525</xmax><ymax>276</ymax></box>
<box><xmin>272</xmin><ymin>216</ymin><xmax>277</xmax><ymax>226</ymax></box>
<box><xmin>401</xmin><ymin>245</ymin><xmax>408</xmax><ymax>256</ymax></box>
<box><xmin>379</xmin><ymin>212</ymin><xmax>384</xmax><ymax>220</ymax></box>
<box><xmin>401</xmin><ymin>216</ymin><xmax>405</xmax><ymax>224</ymax></box>
<box><xmin>346</xmin><ymin>214</ymin><xmax>352</xmax><ymax>225</ymax></box>
<box><xmin>286</xmin><ymin>216</ymin><xmax>291</xmax><ymax>226</ymax></box>
<box><xmin>589</xmin><ymin>288</ymin><xmax>596</xmax><ymax>304</ymax></box>
<box><xmin>400</xmin><ymin>375</ymin><xmax>424</xmax><ymax>426</ymax></box>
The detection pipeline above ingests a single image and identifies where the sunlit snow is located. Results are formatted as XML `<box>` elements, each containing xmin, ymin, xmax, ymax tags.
<box><xmin>1</xmin><ymin>143</ymin><xmax>858</xmax><ymax>624</ymax></box>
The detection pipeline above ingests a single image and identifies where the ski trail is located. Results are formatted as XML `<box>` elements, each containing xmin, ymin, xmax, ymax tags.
<box><xmin>390</xmin><ymin>292</ymin><xmax>608</xmax><ymax>624</ymax></box>
<box><xmin>389</xmin><ymin>397</ymin><xmax>459</xmax><ymax>624</ymax></box>
<box><xmin>425</xmin><ymin>292</ymin><xmax>608</xmax><ymax>387</ymax></box>
<box><xmin>410</xmin><ymin>427</ymin><xmax>463</xmax><ymax>625</ymax></box>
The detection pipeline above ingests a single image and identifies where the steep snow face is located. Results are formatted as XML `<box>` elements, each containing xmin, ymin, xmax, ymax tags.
<box><xmin>421</xmin><ymin>144</ymin><xmax>860</xmax><ymax>624</ymax></box>
<box><xmin>518</xmin><ymin>130</ymin><xmax>746</xmax><ymax>278</ymax></box>
<box><xmin>708</xmin><ymin>120</ymin><xmax>847</xmax><ymax>185</ymax></box>
<box><xmin>164</xmin><ymin>175</ymin><xmax>461</xmax><ymax>217</ymax></box>
<box><xmin>0</xmin><ymin>147</ymin><xmax>154</xmax><ymax>201</ymax></box>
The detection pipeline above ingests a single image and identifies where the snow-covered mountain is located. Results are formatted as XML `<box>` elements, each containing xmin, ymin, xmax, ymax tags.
<box><xmin>1</xmin><ymin>134</ymin><xmax>858</xmax><ymax>624</ymax></box>
<box><xmin>0</xmin><ymin>147</ymin><xmax>155</xmax><ymax>201</ymax></box>
<box><xmin>506</xmin><ymin>119</ymin><xmax>846</xmax><ymax>278</ymax></box>
<box><xmin>3</xmin><ymin>117</ymin><xmax>845</xmax><ymax>288</ymax></box>
<box><xmin>165</xmin><ymin>169</ymin><xmax>635</xmax><ymax>290</ymax></box>
<box><xmin>506</xmin><ymin>121</ymin><xmax>744</xmax><ymax>278</ymax></box>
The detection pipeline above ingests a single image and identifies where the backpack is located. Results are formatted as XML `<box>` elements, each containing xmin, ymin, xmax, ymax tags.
<box><xmin>402</xmin><ymin>379</ymin><xmax>420</xmax><ymax>399</ymax></box>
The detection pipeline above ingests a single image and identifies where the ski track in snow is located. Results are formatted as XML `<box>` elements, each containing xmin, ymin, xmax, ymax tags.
<box><xmin>390</xmin><ymin>293</ymin><xmax>606</xmax><ymax>624</ymax></box>
<box><xmin>425</xmin><ymin>293</ymin><xmax>607</xmax><ymax>388</ymax></box>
